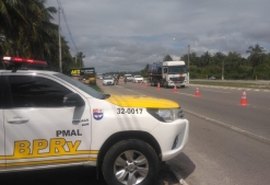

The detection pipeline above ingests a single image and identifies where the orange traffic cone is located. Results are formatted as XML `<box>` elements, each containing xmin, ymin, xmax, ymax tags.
<box><xmin>194</xmin><ymin>87</ymin><xmax>201</xmax><ymax>97</ymax></box>
<box><xmin>157</xmin><ymin>83</ymin><xmax>160</xmax><ymax>91</ymax></box>
<box><xmin>172</xmin><ymin>85</ymin><xmax>178</xmax><ymax>93</ymax></box>
<box><xmin>240</xmin><ymin>90</ymin><xmax>248</xmax><ymax>106</ymax></box>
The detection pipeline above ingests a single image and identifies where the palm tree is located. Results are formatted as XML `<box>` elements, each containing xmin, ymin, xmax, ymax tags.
<box><xmin>0</xmin><ymin>0</ymin><xmax>27</xmax><ymax>55</ymax></box>
<box><xmin>0</xmin><ymin>0</ymin><xmax>76</xmax><ymax>72</ymax></box>
<box><xmin>76</xmin><ymin>52</ymin><xmax>86</xmax><ymax>68</ymax></box>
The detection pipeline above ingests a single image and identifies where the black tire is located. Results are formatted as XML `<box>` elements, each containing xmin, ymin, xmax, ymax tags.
<box><xmin>102</xmin><ymin>139</ymin><xmax>160</xmax><ymax>185</ymax></box>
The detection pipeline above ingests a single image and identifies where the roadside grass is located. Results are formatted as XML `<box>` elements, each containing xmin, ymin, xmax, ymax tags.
<box><xmin>190</xmin><ymin>80</ymin><xmax>270</xmax><ymax>90</ymax></box>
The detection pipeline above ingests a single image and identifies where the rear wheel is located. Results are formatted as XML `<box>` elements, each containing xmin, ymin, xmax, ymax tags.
<box><xmin>102</xmin><ymin>139</ymin><xmax>160</xmax><ymax>185</ymax></box>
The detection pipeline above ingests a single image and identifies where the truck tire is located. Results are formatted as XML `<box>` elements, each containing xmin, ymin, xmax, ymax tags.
<box><xmin>102</xmin><ymin>139</ymin><xmax>159</xmax><ymax>185</ymax></box>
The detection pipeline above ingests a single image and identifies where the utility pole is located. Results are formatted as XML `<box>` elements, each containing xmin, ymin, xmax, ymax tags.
<box><xmin>221</xmin><ymin>59</ymin><xmax>224</xmax><ymax>80</ymax></box>
<box><xmin>58</xmin><ymin>4</ymin><xmax>62</xmax><ymax>73</ymax></box>
<box><xmin>187</xmin><ymin>44</ymin><xmax>190</xmax><ymax>82</ymax></box>
<box><xmin>187</xmin><ymin>44</ymin><xmax>190</xmax><ymax>69</ymax></box>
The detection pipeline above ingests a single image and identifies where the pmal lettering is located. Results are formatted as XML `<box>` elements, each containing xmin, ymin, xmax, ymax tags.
<box><xmin>56</xmin><ymin>129</ymin><xmax>82</xmax><ymax>137</ymax></box>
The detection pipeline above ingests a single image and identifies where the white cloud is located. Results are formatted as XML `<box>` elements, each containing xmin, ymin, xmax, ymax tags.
<box><xmin>46</xmin><ymin>0</ymin><xmax>270</xmax><ymax>73</ymax></box>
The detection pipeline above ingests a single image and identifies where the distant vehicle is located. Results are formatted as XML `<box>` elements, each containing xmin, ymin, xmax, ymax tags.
<box><xmin>147</xmin><ymin>60</ymin><xmax>189</xmax><ymax>88</ymax></box>
<box><xmin>81</xmin><ymin>67</ymin><xmax>96</xmax><ymax>85</ymax></box>
<box><xmin>124</xmin><ymin>74</ymin><xmax>133</xmax><ymax>82</ymax></box>
<box><xmin>133</xmin><ymin>75</ymin><xmax>144</xmax><ymax>83</ymax></box>
<box><xmin>69</xmin><ymin>67</ymin><xmax>96</xmax><ymax>85</ymax></box>
<box><xmin>102</xmin><ymin>76</ymin><xmax>115</xmax><ymax>85</ymax></box>
<box><xmin>209</xmin><ymin>76</ymin><xmax>216</xmax><ymax>80</ymax></box>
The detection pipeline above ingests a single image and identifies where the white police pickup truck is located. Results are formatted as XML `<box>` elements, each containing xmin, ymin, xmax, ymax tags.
<box><xmin>0</xmin><ymin>56</ymin><xmax>189</xmax><ymax>185</ymax></box>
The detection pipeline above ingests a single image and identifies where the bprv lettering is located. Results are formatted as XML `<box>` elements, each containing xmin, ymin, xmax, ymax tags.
<box><xmin>13</xmin><ymin>138</ymin><xmax>81</xmax><ymax>157</ymax></box>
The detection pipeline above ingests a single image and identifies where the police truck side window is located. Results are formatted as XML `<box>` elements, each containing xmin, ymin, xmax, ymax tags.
<box><xmin>8</xmin><ymin>76</ymin><xmax>72</xmax><ymax>108</ymax></box>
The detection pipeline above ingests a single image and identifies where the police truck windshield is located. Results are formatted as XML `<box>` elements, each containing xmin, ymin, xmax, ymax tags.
<box><xmin>55</xmin><ymin>73</ymin><xmax>107</xmax><ymax>99</ymax></box>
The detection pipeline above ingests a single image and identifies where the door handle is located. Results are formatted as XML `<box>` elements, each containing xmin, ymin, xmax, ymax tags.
<box><xmin>7</xmin><ymin>117</ymin><xmax>29</xmax><ymax>124</ymax></box>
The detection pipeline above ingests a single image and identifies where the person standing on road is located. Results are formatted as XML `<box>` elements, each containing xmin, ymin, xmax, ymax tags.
<box><xmin>116</xmin><ymin>74</ymin><xmax>120</xmax><ymax>85</ymax></box>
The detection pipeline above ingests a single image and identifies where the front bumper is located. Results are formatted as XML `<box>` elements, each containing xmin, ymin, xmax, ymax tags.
<box><xmin>103</xmin><ymin>81</ymin><xmax>114</xmax><ymax>85</ymax></box>
<box><xmin>168</xmin><ymin>81</ymin><xmax>186</xmax><ymax>87</ymax></box>
<box><xmin>151</xmin><ymin>119</ymin><xmax>189</xmax><ymax>161</ymax></box>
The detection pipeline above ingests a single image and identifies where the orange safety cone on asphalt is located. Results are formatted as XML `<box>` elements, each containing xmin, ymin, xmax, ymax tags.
<box><xmin>157</xmin><ymin>82</ymin><xmax>160</xmax><ymax>91</ymax></box>
<box><xmin>194</xmin><ymin>87</ymin><xmax>201</xmax><ymax>97</ymax></box>
<box><xmin>240</xmin><ymin>90</ymin><xmax>248</xmax><ymax>106</ymax></box>
<box><xmin>172</xmin><ymin>85</ymin><xmax>178</xmax><ymax>93</ymax></box>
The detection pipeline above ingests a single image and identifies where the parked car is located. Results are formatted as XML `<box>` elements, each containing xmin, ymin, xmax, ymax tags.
<box><xmin>102</xmin><ymin>76</ymin><xmax>115</xmax><ymax>85</ymax></box>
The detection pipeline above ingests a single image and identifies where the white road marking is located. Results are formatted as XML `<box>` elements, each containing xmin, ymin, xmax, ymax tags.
<box><xmin>184</xmin><ymin>109</ymin><xmax>270</xmax><ymax>144</ymax></box>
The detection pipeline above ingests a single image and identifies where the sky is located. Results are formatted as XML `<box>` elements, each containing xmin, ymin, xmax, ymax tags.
<box><xmin>46</xmin><ymin>0</ymin><xmax>270</xmax><ymax>73</ymax></box>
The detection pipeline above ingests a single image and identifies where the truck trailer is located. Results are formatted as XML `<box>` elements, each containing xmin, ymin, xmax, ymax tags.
<box><xmin>147</xmin><ymin>60</ymin><xmax>189</xmax><ymax>88</ymax></box>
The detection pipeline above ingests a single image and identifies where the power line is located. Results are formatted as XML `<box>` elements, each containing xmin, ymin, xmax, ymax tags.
<box><xmin>56</xmin><ymin>0</ymin><xmax>62</xmax><ymax>72</ymax></box>
<box><xmin>57</xmin><ymin>0</ymin><xmax>79</xmax><ymax>54</ymax></box>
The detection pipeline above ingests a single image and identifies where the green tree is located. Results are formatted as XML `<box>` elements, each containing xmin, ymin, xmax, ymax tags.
<box><xmin>200</xmin><ymin>51</ymin><xmax>212</xmax><ymax>67</ymax></box>
<box><xmin>246</xmin><ymin>44</ymin><xmax>266</xmax><ymax>79</ymax></box>
<box><xmin>0</xmin><ymin>0</ymin><xmax>56</xmax><ymax>57</ymax></box>
<box><xmin>255</xmin><ymin>53</ymin><xmax>270</xmax><ymax>79</ymax></box>
<box><xmin>163</xmin><ymin>54</ymin><xmax>173</xmax><ymax>61</ymax></box>
<box><xmin>76</xmin><ymin>52</ymin><xmax>86</xmax><ymax>68</ymax></box>
<box><xmin>140</xmin><ymin>64</ymin><xmax>149</xmax><ymax>77</ymax></box>
<box><xmin>223</xmin><ymin>52</ymin><xmax>244</xmax><ymax>79</ymax></box>
<box><xmin>0</xmin><ymin>0</ymin><xmax>75</xmax><ymax>72</ymax></box>
<box><xmin>211</xmin><ymin>52</ymin><xmax>226</xmax><ymax>79</ymax></box>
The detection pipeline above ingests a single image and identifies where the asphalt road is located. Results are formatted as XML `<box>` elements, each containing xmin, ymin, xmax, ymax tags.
<box><xmin>99</xmin><ymin>80</ymin><xmax>270</xmax><ymax>185</ymax></box>
<box><xmin>1</xmin><ymin>163</ymin><xmax>179</xmax><ymax>185</ymax></box>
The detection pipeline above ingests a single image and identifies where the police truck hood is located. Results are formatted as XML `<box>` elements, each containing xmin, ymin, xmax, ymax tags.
<box><xmin>107</xmin><ymin>95</ymin><xmax>179</xmax><ymax>108</ymax></box>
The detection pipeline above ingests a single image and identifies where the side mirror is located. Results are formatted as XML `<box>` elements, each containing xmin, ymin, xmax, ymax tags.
<box><xmin>63</xmin><ymin>93</ymin><xmax>85</xmax><ymax>107</ymax></box>
<box><xmin>103</xmin><ymin>93</ymin><xmax>111</xmax><ymax>99</ymax></box>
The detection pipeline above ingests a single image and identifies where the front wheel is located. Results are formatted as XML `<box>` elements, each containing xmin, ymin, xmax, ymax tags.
<box><xmin>102</xmin><ymin>139</ymin><xmax>160</xmax><ymax>185</ymax></box>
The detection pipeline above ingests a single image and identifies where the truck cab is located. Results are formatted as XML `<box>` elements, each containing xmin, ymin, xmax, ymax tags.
<box><xmin>147</xmin><ymin>60</ymin><xmax>189</xmax><ymax>88</ymax></box>
<box><xmin>162</xmin><ymin>61</ymin><xmax>189</xmax><ymax>88</ymax></box>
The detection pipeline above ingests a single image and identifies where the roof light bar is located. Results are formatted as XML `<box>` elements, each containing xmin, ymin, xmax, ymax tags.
<box><xmin>2</xmin><ymin>56</ymin><xmax>48</xmax><ymax>66</ymax></box>
<box><xmin>3</xmin><ymin>56</ymin><xmax>11</xmax><ymax>61</ymax></box>
<box><xmin>1</xmin><ymin>56</ymin><xmax>48</xmax><ymax>71</ymax></box>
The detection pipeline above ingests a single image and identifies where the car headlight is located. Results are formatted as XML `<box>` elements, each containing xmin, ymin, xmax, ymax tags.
<box><xmin>147</xmin><ymin>108</ymin><xmax>184</xmax><ymax>122</ymax></box>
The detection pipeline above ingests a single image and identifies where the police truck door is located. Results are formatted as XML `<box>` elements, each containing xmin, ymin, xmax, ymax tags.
<box><xmin>3</xmin><ymin>74</ymin><xmax>92</xmax><ymax>169</ymax></box>
<box><xmin>0</xmin><ymin>76</ymin><xmax>5</xmax><ymax>170</ymax></box>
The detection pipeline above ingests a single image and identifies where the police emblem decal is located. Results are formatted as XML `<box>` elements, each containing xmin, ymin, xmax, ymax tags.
<box><xmin>93</xmin><ymin>109</ymin><xmax>104</xmax><ymax>120</ymax></box>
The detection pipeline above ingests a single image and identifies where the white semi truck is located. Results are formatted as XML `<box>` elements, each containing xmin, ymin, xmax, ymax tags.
<box><xmin>147</xmin><ymin>60</ymin><xmax>189</xmax><ymax>88</ymax></box>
